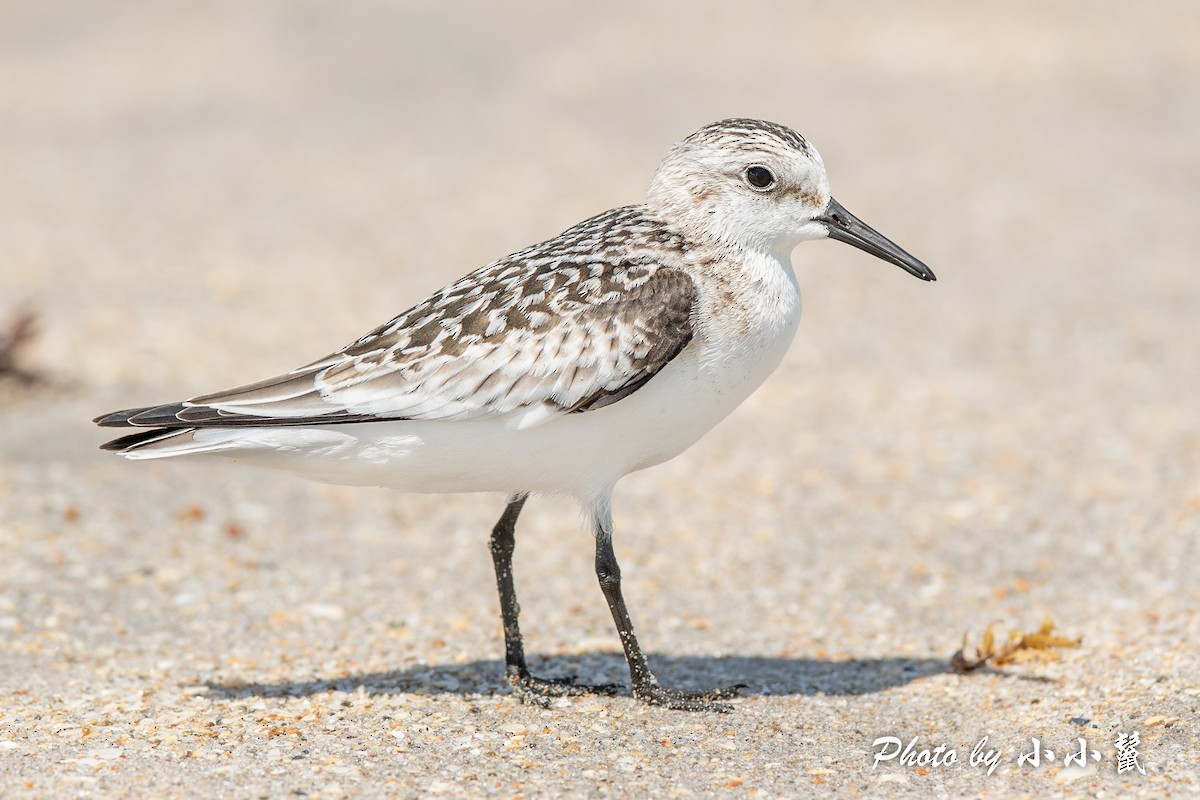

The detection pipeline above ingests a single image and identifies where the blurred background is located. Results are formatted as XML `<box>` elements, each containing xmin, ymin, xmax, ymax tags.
<box><xmin>0</xmin><ymin>0</ymin><xmax>1197</xmax><ymax>795</ymax></box>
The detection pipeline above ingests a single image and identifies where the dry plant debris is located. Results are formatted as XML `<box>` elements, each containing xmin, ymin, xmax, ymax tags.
<box><xmin>951</xmin><ymin>617</ymin><xmax>1082</xmax><ymax>672</ymax></box>
<box><xmin>0</xmin><ymin>309</ymin><xmax>39</xmax><ymax>383</ymax></box>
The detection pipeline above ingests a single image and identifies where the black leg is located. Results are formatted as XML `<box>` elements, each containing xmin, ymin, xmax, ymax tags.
<box><xmin>593</xmin><ymin>517</ymin><xmax>741</xmax><ymax>712</ymax></box>
<box><xmin>488</xmin><ymin>493</ymin><xmax>618</xmax><ymax>706</ymax></box>
<box><xmin>490</xmin><ymin>493</ymin><xmax>530</xmax><ymax>680</ymax></box>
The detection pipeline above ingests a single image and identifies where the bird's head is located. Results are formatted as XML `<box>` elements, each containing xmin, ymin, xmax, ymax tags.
<box><xmin>647</xmin><ymin>118</ymin><xmax>935</xmax><ymax>281</ymax></box>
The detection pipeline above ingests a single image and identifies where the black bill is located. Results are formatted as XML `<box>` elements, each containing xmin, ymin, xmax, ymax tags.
<box><xmin>818</xmin><ymin>197</ymin><xmax>936</xmax><ymax>281</ymax></box>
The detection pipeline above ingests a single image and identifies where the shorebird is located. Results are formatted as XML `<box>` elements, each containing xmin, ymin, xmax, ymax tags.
<box><xmin>96</xmin><ymin>119</ymin><xmax>935</xmax><ymax>711</ymax></box>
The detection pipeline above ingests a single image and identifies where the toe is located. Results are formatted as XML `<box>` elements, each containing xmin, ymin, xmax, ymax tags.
<box><xmin>506</xmin><ymin>672</ymin><xmax>622</xmax><ymax>703</ymax></box>
<box><xmin>632</xmin><ymin>684</ymin><xmax>738</xmax><ymax>712</ymax></box>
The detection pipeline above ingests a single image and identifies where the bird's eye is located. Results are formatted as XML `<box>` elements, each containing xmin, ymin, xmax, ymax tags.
<box><xmin>745</xmin><ymin>165</ymin><xmax>775</xmax><ymax>189</ymax></box>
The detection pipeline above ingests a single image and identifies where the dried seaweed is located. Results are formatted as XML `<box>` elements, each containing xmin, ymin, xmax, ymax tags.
<box><xmin>952</xmin><ymin>617</ymin><xmax>1081</xmax><ymax>672</ymax></box>
<box><xmin>0</xmin><ymin>309</ymin><xmax>39</xmax><ymax>384</ymax></box>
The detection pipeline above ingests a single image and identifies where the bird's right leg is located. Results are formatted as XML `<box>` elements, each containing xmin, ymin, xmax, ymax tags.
<box><xmin>489</xmin><ymin>493</ymin><xmax>618</xmax><ymax>706</ymax></box>
<box><xmin>591</xmin><ymin>510</ymin><xmax>740</xmax><ymax>712</ymax></box>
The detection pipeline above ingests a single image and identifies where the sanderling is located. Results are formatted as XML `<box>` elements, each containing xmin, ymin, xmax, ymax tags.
<box><xmin>96</xmin><ymin>118</ymin><xmax>935</xmax><ymax>711</ymax></box>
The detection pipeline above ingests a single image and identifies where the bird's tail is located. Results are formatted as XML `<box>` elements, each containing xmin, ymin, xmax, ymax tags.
<box><xmin>98</xmin><ymin>426</ymin><xmax>250</xmax><ymax>460</ymax></box>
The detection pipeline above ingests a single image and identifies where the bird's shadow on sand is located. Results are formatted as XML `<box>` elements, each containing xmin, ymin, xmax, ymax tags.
<box><xmin>205</xmin><ymin>653</ymin><xmax>959</xmax><ymax>701</ymax></box>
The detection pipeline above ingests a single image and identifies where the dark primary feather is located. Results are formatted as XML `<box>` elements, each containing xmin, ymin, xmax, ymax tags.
<box><xmin>93</xmin><ymin>403</ymin><xmax>380</xmax><ymax>428</ymax></box>
<box><xmin>97</xmin><ymin>427</ymin><xmax>192</xmax><ymax>452</ymax></box>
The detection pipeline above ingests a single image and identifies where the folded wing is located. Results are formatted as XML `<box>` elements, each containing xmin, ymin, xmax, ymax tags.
<box><xmin>96</xmin><ymin>262</ymin><xmax>697</xmax><ymax>439</ymax></box>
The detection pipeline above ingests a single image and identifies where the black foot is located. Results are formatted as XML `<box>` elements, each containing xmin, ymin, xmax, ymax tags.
<box><xmin>506</xmin><ymin>671</ymin><xmax>621</xmax><ymax>707</ymax></box>
<box><xmin>633</xmin><ymin>682</ymin><xmax>745</xmax><ymax>712</ymax></box>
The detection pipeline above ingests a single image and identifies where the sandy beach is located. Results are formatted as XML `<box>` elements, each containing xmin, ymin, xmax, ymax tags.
<box><xmin>1</xmin><ymin>1</ymin><xmax>1197</xmax><ymax>796</ymax></box>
